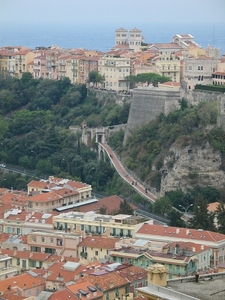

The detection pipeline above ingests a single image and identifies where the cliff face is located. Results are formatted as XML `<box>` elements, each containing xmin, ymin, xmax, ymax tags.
<box><xmin>160</xmin><ymin>142</ymin><xmax>225</xmax><ymax>196</ymax></box>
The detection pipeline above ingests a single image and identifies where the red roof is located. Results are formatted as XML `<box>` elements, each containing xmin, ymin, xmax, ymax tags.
<box><xmin>136</xmin><ymin>223</ymin><xmax>225</xmax><ymax>243</ymax></box>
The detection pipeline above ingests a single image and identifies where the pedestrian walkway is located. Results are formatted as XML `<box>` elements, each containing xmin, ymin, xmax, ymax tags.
<box><xmin>100</xmin><ymin>143</ymin><xmax>156</xmax><ymax>203</ymax></box>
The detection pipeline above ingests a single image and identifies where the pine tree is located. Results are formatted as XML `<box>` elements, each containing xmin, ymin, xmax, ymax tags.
<box><xmin>189</xmin><ymin>194</ymin><xmax>216</xmax><ymax>231</ymax></box>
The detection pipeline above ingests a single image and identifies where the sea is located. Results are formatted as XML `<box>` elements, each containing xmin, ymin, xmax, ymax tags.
<box><xmin>0</xmin><ymin>21</ymin><xmax>225</xmax><ymax>55</ymax></box>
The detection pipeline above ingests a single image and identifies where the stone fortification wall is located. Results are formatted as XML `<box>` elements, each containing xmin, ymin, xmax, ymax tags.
<box><xmin>124</xmin><ymin>87</ymin><xmax>180</xmax><ymax>142</ymax></box>
<box><xmin>87</xmin><ymin>88</ymin><xmax>131</xmax><ymax>106</ymax></box>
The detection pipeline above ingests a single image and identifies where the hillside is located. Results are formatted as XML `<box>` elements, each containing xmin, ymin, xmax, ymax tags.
<box><xmin>0</xmin><ymin>74</ymin><xmax>129</xmax><ymax>190</ymax></box>
<box><xmin>109</xmin><ymin>99</ymin><xmax>225</xmax><ymax>197</ymax></box>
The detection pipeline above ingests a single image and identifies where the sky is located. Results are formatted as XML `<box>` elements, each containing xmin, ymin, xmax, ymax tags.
<box><xmin>1</xmin><ymin>0</ymin><xmax>225</xmax><ymax>25</ymax></box>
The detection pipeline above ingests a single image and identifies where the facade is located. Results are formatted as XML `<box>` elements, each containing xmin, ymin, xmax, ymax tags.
<box><xmin>99</xmin><ymin>54</ymin><xmax>130</xmax><ymax>91</ymax></box>
<box><xmin>79</xmin><ymin>56</ymin><xmax>100</xmax><ymax>84</ymax></box>
<box><xmin>129</xmin><ymin>28</ymin><xmax>144</xmax><ymax>51</ymax></box>
<box><xmin>155</xmin><ymin>53</ymin><xmax>181</xmax><ymax>82</ymax></box>
<box><xmin>77</xmin><ymin>236</ymin><xmax>119</xmax><ymax>262</ymax></box>
<box><xmin>115</xmin><ymin>28</ymin><xmax>129</xmax><ymax>46</ymax></box>
<box><xmin>27</xmin><ymin>231</ymin><xmax>81</xmax><ymax>256</ymax></box>
<box><xmin>135</xmin><ymin>224</ymin><xmax>225</xmax><ymax>267</ymax></box>
<box><xmin>33</xmin><ymin>55</ymin><xmax>47</xmax><ymax>78</ymax></box>
<box><xmin>0</xmin><ymin>48</ymin><xmax>16</xmax><ymax>77</ymax></box>
<box><xmin>53</xmin><ymin>211</ymin><xmax>146</xmax><ymax>238</ymax></box>
<box><xmin>14</xmin><ymin>49</ymin><xmax>34</xmax><ymax>78</ymax></box>
<box><xmin>66</xmin><ymin>56</ymin><xmax>80</xmax><ymax>84</ymax></box>
<box><xmin>212</xmin><ymin>56</ymin><xmax>225</xmax><ymax>85</ymax></box>
<box><xmin>0</xmin><ymin>254</ymin><xmax>19</xmax><ymax>280</ymax></box>
<box><xmin>183</xmin><ymin>56</ymin><xmax>218</xmax><ymax>90</ymax></box>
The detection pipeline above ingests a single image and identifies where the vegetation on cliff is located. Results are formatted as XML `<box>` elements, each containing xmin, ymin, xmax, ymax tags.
<box><xmin>0</xmin><ymin>74</ymin><xmax>129</xmax><ymax>190</ymax></box>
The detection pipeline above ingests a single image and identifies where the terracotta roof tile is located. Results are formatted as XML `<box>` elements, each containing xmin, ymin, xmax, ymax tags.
<box><xmin>76</xmin><ymin>195</ymin><xmax>137</xmax><ymax>214</ymax></box>
<box><xmin>0</xmin><ymin>273</ymin><xmax>45</xmax><ymax>294</ymax></box>
<box><xmin>67</xmin><ymin>280</ymin><xmax>103</xmax><ymax>299</ymax></box>
<box><xmin>49</xmin><ymin>289</ymin><xmax>77</xmax><ymax>300</ymax></box>
<box><xmin>136</xmin><ymin>223</ymin><xmax>225</xmax><ymax>243</ymax></box>
<box><xmin>79</xmin><ymin>236</ymin><xmax>119</xmax><ymax>249</ymax></box>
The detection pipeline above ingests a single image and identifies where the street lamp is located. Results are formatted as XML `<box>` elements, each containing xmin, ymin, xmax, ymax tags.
<box><xmin>179</xmin><ymin>204</ymin><xmax>193</xmax><ymax>213</ymax></box>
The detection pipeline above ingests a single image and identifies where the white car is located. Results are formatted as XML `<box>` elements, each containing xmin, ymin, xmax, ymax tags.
<box><xmin>0</xmin><ymin>164</ymin><xmax>6</xmax><ymax>168</ymax></box>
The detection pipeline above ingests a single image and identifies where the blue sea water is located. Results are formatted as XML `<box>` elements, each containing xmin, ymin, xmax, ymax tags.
<box><xmin>0</xmin><ymin>21</ymin><xmax>224</xmax><ymax>55</ymax></box>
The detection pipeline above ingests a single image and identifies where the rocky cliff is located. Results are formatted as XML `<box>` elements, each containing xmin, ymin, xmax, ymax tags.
<box><xmin>160</xmin><ymin>142</ymin><xmax>225</xmax><ymax>196</ymax></box>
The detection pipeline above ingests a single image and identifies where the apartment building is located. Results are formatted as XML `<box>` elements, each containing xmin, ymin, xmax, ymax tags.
<box><xmin>58</xmin><ymin>54</ymin><xmax>72</xmax><ymax>79</ymax></box>
<box><xmin>33</xmin><ymin>54</ymin><xmax>47</xmax><ymax>78</ymax></box>
<box><xmin>79</xmin><ymin>56</ymin><xmax>100</xmax><ymax>84</ymax></box>
<box><xmin>1</xmin><ymin>248</ymin><xmax>50</xmax><ymax>271</ymax></box>
<box><xmin>77</xmin><ymin>236</ymin><xmax>119</xmax><ymax>262</ymax></box>
<box><xmin>66</xmin><ymin>55</ymin><xmax>80</xmax><ymax>84</ymax></box>
<box><xmin>212</xmin><ymin>55</ymin><xmax>225</xmax><ymax>85</ymax></box>
<box><xmin>77</xmin><ymin>263</ymin><xmax>147</xmax><ymax>298</ymax></box>
<box><xmin>0</xmin><ymin>272</ymin><xmax>45</xmax><ymax>298</ymax></box>
<box><xmin>155</xmin><ymin>53</ymin><xmax>181</xmax><ymax>82</ymax></box>
<box><xmin>99</xmin><ymin>53</ymin><xmax>131</xmax><ymax>91</ymax></box>
<box><xmin>0</xmin><ymin>254</ymin><xmax>19</xmax><ymax>280</ymax></box>
<box><xmin>0</xmin><ymin>48</ymin><xmax>15</xmax><ymax>77</ymax></box>
<box><xmin>53</xmin><ymin>211</ymin><xmax>146</xmax><ymax>238</ymax></box>
<box><xmin>14</xmin><ymin>49</ymin><xmax>34</xmax><ymax>78</ymax></box>
<box><xmin>27</xmin><ymin>177</ymin><xmax>92</xmax><ymax>204</ymax></box>
<box><xmin>183</xmin><ymin>56</ymin><xmax>218</xmax><ymax>89</ymax></box>
<box><xmin>27</xmin><ymin>231</ymin><xmax>81</xmax><ymax>256</ymax></box>
<box><xmin>135</xmin><ymin>223</ymin><xmax>225</xmax><ymax>267</ymax></box>
<box><xmin>110</xmin><ymin>240</ymin><xmax>211</xmax><ymax>279</ymax></box>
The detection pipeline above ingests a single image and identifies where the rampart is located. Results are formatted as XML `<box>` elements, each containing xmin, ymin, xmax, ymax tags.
<box><xmin>124</xmin><ymin>87</ymin><xmax>180</xmax><ymax>142</ymax></box>
<box><xmin>124</xmin><ymin>86</ymin><xmax>225</xmax><ymax>142</ymax></box>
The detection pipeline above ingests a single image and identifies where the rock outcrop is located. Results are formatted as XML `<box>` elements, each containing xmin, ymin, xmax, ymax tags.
<box><xmin>160</xmin><ymin>142</ymin><xmax>225</xmax><ymax>196</ymax></box>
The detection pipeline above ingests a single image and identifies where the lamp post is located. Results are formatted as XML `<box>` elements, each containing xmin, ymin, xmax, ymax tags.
<box><xmin>179</xmin><ymin>204</ymin><xmax>193</xmax><ymax>213</ymax></box>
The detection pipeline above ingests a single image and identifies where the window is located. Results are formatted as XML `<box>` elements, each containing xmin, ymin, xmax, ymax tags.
<box><xmin>198</xmin><ymin>66</ymin><xmax>200</xmax><ymax>70</ymax></box>
<box><xmin>41</xmin><ymin>237</ymin><xmax>45</xmax><ymax>243</ymax></box>
<box><xmin>73</xmin><ymin>224</ymin><xmax>76</xmax><ymax>229</ymax></box>
<box><xmin>201</xmin><ymin>66</ymin><xmax>203</xmax><ymax>70</ymax></box>
<box><xmin>95</xmin><ymin>251</ymin><xmax>98</xmax><ymax>256</ymax></box>
<box><xmin>31</xmin><ymin>236</ymin><xmax>36</xmax><ymax>242</ymax></box>
<box><xmin>81</xmin><ymin>225</ymin><xmax>84</xmax><ymax>231</ymax></box>
<box><xmin>50</xmin><ymin>238</ymin><xmax>54</xmax><ymax>244</ymax></box>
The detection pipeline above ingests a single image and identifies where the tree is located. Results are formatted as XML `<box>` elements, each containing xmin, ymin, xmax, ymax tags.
<box><xmin>216</xmin><ymin>202</ymin><xmax>225</xmax><ymax>233</ymax></box>
<box><xmin>167</xmin><ymin>209</ymin><xmax>186</xmax><ymax>227</ymax></box>
<box><xmin>153</xmin><ymin>196</ymin><xmax>172</xmax><ymax>217</ymax></box>
<box><xmin>118</xmin><ymin>199</ymin><xmax>134</xmax><ymax>215</ymax></box>
<box><xmin>189</xmin><ymin>194</ymin><xmax>216</xmax><ymax>231</ymax></box>
<box><xmin>88</xmin><ymin>71</ymin><xmax>104</xmax><ymax>87</ymax></box>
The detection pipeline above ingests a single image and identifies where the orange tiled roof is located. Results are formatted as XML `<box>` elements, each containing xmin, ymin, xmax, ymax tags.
<box><xmin>136</xmin><ymin>223</ymin><xmax>225</xmax><ymax>243</ymax></box>
<box><xmin>67</xmin><ymin>181</ymin><xmax>89</xmax><ymax>189</ymax></box>
<box><xmin>49</xmin><ymin>289</ymin><xmax>77</xmax><ymax>300</ymax></box>
<box><xmin>167</xmin><ymin>241</ymin><xmax>210</xmax><ymax>253</ymax></box>
<box><xmin>207</xmin><ymin>202</ymin><xmax>221</xmax><ymax>212</ymax></box>
<box><xmin>0</xmin><ymin>272</ymin><xmax>45</xmax><ymax>294</ymax></box>
<box><xmin>79</xmin><ymin>236</ymin><xmax>119</xmax><ymax>249</ymax></box>
<box><xmin>25</xmin><ymin>191</ymin><xmax>62</xmax><ymax>203</ymax></box>
<box><xmin>46</xmin><ymin>261</ymin><xmax>83</xmax><ymax>283</ymax></box>
<box><xmin>76</xmin><ymin>195</ymin><xmax>137</xmax><ymax>214</ymax></box>
<box><xmin>78</xmin><ymin>271</ymin><xmax>129</xmax><ymax>291</ymax></box>
<box><xmin>27</xmin><ymin>180</ymin><xmax>48</xmax><ymax>189</ymax></box>
<box><xmin>67</xmin><ymin>280</ymin><xmax>103</xmax><ymax>299</ymax></box>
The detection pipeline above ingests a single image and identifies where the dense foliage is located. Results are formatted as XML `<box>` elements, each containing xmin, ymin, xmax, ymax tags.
<box><xmin>0</xmin><ymin>73</ymin><xmax>129</xmax><ymax>190</ymax></box>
